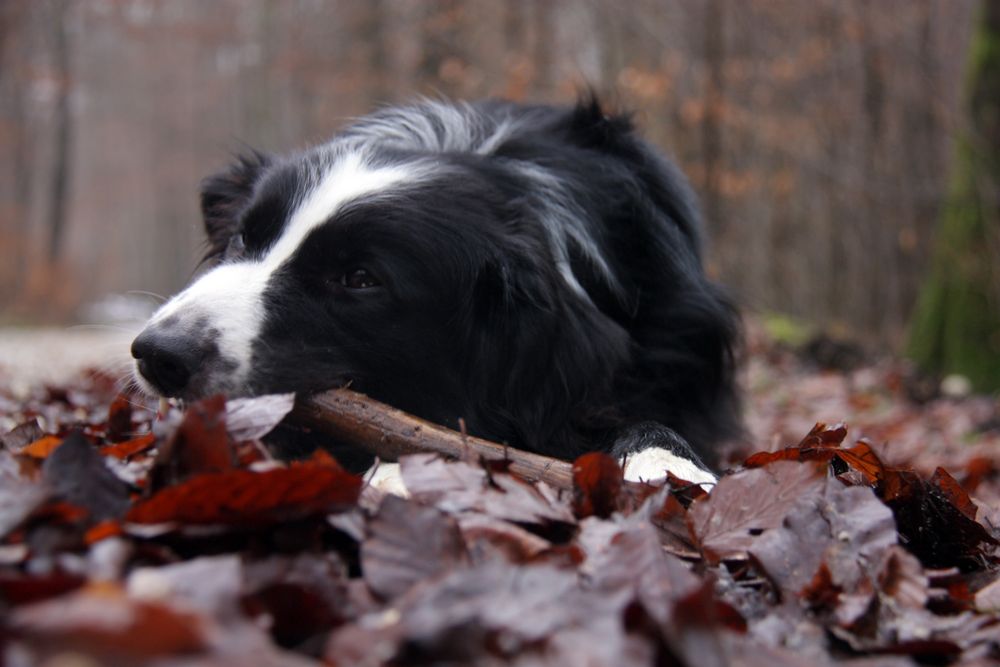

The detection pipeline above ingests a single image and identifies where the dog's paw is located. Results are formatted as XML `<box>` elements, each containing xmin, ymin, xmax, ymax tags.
<box><xmin>621</xmin><ymin>446</ymin><xmax>717</xmax><ymax>489</ymax></box>
<box><xmin>612</xmin><ymin>421</ymin><xmax>717</xmax><ymax>490</ymax></box>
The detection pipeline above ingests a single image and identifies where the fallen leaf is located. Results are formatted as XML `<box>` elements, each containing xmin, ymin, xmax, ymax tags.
<box><xmin>672</xmin><ymin>578</ymin><xmax>746</xmax><ymax>633</ymax></box>
<box><xmin>974</xmin><ymin>577</ymin><xmax>1000</xmax><ymax>612</ymax></box>
<box><xmin>19</xmin><ymin>435</ymin><xmax>63</xmax><ymax>459</ymax></box>
<box><xmin>688</xmin><ymin>461</ymin><xmax>824</xmax><ymax>562</ymax></box>
<box><xmin>85</xmin><ymin>519</ymin><xmax>123</xmax><ymax>545</ymax></box>
<box><xmin>1</xmin><ymin>419</ymin><xmax>44</xmax><ymax>450</ymax></box>
<box><xmin>929</xmin><ymin>466</ymin><xmax>977</xmax><ymax>521</ymax></box>
<box><xmin>11</xmin><ymin>583</ymin><xmax>206</xmax><ymax>659</ymax></box>
<box><xmin>126</xmin><ymin>458</ymin><xmax>362</xmax><ymax>526</ymax></box>
<box><xmin>750</xmin><ymin>478</ymin><xmax>897</xmax><ymax>601</ymax></box>
<box><xmin>43</xmin><ymin>431</ymin><xmax>130</xmax><ymax>522</ymax></box>
<box><xmin>0</xmin><ymin>570</ymin><xmax>86</xmax><ymax>606</ymax></box>
<box><xmin>400</xmin><ymin>454</ymin><xmax>574</xmax><ymax>525</ymax></box>
<box><xmin>796</xmin><ymin>422</ymin><xmax>849</xmax><ymax>448</ymax></box>
<box><xmin>100</xmin><ymin>432</ymin><xmax>156</xmax><ymax>460</ymax></box>
<box><xmin>880</xmin><ymin>468</ymin><xmax>998</xmax><ymax>568</ymax></box>
<box><xmin>578</xmin><ymin>514</ymin><xmax>699</xmax><ymax>623</ymax></box>
<box><xmin>361</xmin><ymin>494</ymin><xmax>469</xmax><ymax>599</ymax></box>
<box><xmin>0</xmin><ymin>451</ymin><xmax>48</xmax><ymax>539</ymax></box>
<box><xmin>226</xmin><ymin>393</ymin><xmax>296</xmax><ymax>442</ymax></box>
<box><xmin>151</xmin><ymin>394</ymin><xmax>232</xmax><ymax>488</ymax></box>
<box><xmin>105</xmin><ymin>394</ymin><xmax>135</xmax><ymax>442</ymax></box>
<box><xmin>573</xmin><ymin>452</ymin><xmax>624</xmax><ymax>519</ymax></box>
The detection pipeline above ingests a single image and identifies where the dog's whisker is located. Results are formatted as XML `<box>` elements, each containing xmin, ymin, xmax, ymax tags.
<box><xmin>125</xmin><ymin>290</ymin><xmax>169</xmax><ymax>303</ymax></box>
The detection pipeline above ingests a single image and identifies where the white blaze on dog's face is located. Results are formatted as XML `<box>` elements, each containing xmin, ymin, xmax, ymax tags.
<box><xmin>131</xmin><ymin>151</ymin><xmax>424</xmax><ymax>400</ymax></box>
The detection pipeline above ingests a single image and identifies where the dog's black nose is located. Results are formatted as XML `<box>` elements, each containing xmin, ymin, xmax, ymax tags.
<box><xmin>131</xmin><ymin>329</ymin><xmax>200</xmax><ymax>397</ymax></box>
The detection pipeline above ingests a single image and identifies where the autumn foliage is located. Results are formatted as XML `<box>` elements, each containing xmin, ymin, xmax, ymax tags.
<box><xmin>0</xmin><ymin>374</ymin><xmax>999</xmax><ymax>665</ymax></box>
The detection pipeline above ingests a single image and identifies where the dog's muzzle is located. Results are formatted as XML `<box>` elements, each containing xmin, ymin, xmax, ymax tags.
<box><xmin>131</xmin><ymin>326</ymin><xmax>211</xmax><ymax>397</ymax></box>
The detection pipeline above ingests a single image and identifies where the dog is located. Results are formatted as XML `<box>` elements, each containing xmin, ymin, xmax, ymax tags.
<box><xmin>131</xmin><ymin>97</ymin><xmax>740</xmax><ymax>485</ymax></box>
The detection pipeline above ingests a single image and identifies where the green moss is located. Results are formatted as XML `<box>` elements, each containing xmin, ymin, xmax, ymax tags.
<box><xmin>761</xmin><ymin>312</ymin><xmax>814</xmax><ymax>347</ymax></box>
<box><xmin>907</xmin><ymin>2</ymin><xmax>1000</xmax><ymax>392</ymax></box>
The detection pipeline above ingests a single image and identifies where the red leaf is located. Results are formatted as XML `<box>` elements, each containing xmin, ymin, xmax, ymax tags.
<box><xmin>85</xmin><ymin>519</ymin><xmax>123</xmax><ymax>545</ymax></box>
<box><xmin>672</xmin><ymin>579</ymin><xmax>747</xmax><ymax>633</ymax></box>
<box><xmin>744</xmin><ymin>438</ymin><xmax>883</xmax><ymax>486</ymax></box>
<box><xmin>105</xmin><ymin>394</ymin><xmax>134</xmax><ymax>442</ymax></box>
<box><xmin>243</xmin><ymin>582</ymin><xmax>341</xmax><ymax>649</ymax></box>
<box><xmin>833</xmin><ymin>440</ymin><xmax>884</xmax><ymax>484</ymax></box>
<box><xmin>11</xmin><ymin>584</ymin><xmax>206</xmax><ymax>658</ymax></box>
<box><xmin>796</xmin><ymin>422</ymin><xmax>849</xmax><ymax>448</ymax></box>
<box><xmin>962</xmin><ymin>456</ymin><xmax>995</xmax><ymax>494</ymax></box>
<box><xmin>0</xmin><ymin>571</ymin><xmax>86</xmax><ymax>606</ymax></box>
<box><xmin>743</xmin><ymin>448</ymin><xmax>803</xmax><ymax>468</ymax></box>
<box><xmin>126</xmin><ymin>458</ymin><xmax>362</xmax><ymax>526</ymax></box>
<box><xmin>100</xmin><ymin>432</ymin><xmax>156</xmax><ymax>460</ymax></box>
<box><xmin>30</xmin><ymin>501</ymin><xmax>90</xmax><ymax>525</ymax></box>
<box><xmin>801</xmin><ymin>563</ymin><xmax>841</xmax><ymax>610</ymax></box>
<box><xmin>572</xmin><ymin>452</ymin><xmax>623</xmax><ymax>519</ymax></box>
<box><xmin>151</xmin><ymin>395</ymin><xmax>232</xmax><ymax>488</ymax></box>
<box><xmin>929</xmin><ymin>466</ymin><xmax>977</xmax><ymax>521</ymax></box>
<box><xmin>19</xmin><ymin>436</ymin><xmax>63</xmax><ymax>459</ymax></box>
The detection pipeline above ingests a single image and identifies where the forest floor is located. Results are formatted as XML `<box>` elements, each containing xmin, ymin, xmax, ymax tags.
<box><xmin>3</xmin><ymin>321</ymin><xmax>996</xmax><ymax>475</ymax></box>
<box><xmin>1</xmin><ymin>321</ymin><xmax>999</xmax><ymax>665</ymax></box>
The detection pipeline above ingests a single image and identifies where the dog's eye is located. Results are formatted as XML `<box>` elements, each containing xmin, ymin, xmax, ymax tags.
<box><xmin>341</xmin><ymin>268</ymin><xmax>380</xmax><ymax>289</ymax></box>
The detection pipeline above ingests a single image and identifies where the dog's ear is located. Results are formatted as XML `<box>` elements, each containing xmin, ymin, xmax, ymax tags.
<box><xmin>565</xmin><ymin>94</ymin><xmax>634</xmax><ymax>151</ymax></box>
<box><xmin>200</xmin><ymin>151</ymin><xmax>270</xmax><ymax>257</ymax></box>
<box><xmin>467</xmin><ymin>252</ymin><xmax>630</xmax><ymax>456</ymax></box>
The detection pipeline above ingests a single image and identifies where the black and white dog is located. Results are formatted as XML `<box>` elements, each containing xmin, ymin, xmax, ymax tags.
<box><xmin>131</xmin><ymin>98</ymin><xmax>740</xmax><ymax>485</ymax></box>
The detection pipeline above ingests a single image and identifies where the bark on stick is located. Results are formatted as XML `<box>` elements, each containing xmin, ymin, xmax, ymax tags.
<box><xmin>291</xmin><ymin>388</ymin><xmax>575</xmax><ymax>489</ymax></box>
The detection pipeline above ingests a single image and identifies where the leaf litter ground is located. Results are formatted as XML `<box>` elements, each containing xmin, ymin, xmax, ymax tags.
<box><xmin>0</xmin><ymin>328</ymin><xmax>998</xmax><ymax>665</ymax></box>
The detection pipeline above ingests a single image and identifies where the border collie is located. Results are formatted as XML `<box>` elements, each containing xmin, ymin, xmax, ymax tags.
<box><xmin>131</xmin><ymin>98</ymin><xmax>740</xmax><ymax>484</ymax></box>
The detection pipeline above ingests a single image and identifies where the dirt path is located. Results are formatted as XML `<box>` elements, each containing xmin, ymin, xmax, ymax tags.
<box><xmin>0</xmin><ymin>327</ymin><xmax>136</xmax><ymax>396</ymax></box>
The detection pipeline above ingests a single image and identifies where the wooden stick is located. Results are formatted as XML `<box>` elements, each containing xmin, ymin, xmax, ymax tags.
<box><xmin>291</xmin><ymin>388</ymin><xmax>575</xmax><ymax>490</ymax></box>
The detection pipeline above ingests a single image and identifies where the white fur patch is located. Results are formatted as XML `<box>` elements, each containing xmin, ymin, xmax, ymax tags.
<box><xmin>345</xmin><ymin>102</ymin><xmax>617</xmax><ymax>302</ymax></box>
<box><xmin>265</xmin><ymin>152</ymin><xmax>420</xmax><ymax>272</ymax></box>
<box><xmin>344</xmin><ymin>100</ymin><xmax>523</xmax><ymax>155</ymax></box>
<box><xmin>137</xmin><ymin>151</ymin><xmax>425</xmax><ymax>395</ymax></box>
<box><xmin>622</xmin><ymin>448</ymin><xmax>717</xmax><ymax>491</ymax></box>
<box><xmin>141</xmin><ymin>262</ymin><xmax>268</xmax><ymax>393</ymax></box>
<box><xmin>514</xmin><ymin>163</ymin><xmax>618</xmax><ymax>300</ymax></box>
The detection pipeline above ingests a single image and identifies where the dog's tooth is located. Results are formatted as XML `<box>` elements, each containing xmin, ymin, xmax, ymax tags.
<box><xmin>158</xmin><ymin>397</ymin><xmax>170</xmax><ymax>417</ymax></box>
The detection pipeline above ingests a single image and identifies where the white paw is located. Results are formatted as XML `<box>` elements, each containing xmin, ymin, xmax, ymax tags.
<box><xmin>621</xmin><ymin>447</ymin><xmax>716</xmax><ymax>490</ymax></box>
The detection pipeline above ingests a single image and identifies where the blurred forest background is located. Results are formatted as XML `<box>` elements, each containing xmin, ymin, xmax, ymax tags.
<box><xmin>0</xmin><ymin>0</ymin><xmax>987</xmax><ymax>354</ymax></box>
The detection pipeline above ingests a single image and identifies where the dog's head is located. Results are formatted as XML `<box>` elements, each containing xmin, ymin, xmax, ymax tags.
<box><xmin>132</xmin><ymin>99</ymin><xmax>739</xmax><ymax>458</ymax></box>
<box><xmin>131</xmin><ymin>101</ymin><xmax>636</xmax><ymax>448</ymax></box>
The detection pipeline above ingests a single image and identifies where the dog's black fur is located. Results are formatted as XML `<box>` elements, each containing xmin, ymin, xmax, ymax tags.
<box><xmin>133</xmin><ymin>98</ymin><xmax>741</xmax><ymax>467</ymax></box>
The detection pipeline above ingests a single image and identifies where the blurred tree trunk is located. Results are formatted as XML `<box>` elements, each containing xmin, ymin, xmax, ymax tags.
<box><xmin>531</xmin><ymin>0</ymin><xmax>556</xmax><ymax>96</ymax></box>
<box><xmin>0</xmin><ymin>1</ymin><xmax>30</xmax><ymax>306</ymax></box>
<box><xmin>419</xmin><ymin>0</ymin><xmax>464</xmax><ymax>97</ymax></box>
<box><xmin>907</xmin><ymin>0</ymin><xmax>1000</xmax><ymax>390</ymax></box>
<box><xmin>46</xmin><ymin>0</ymin><xmax>72</xmax><ymax>261</ymax></box>
<box><xmin>701</xmin><ymin>0</ymin><xmax>725</xmax><ymax>240</ymax></box>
